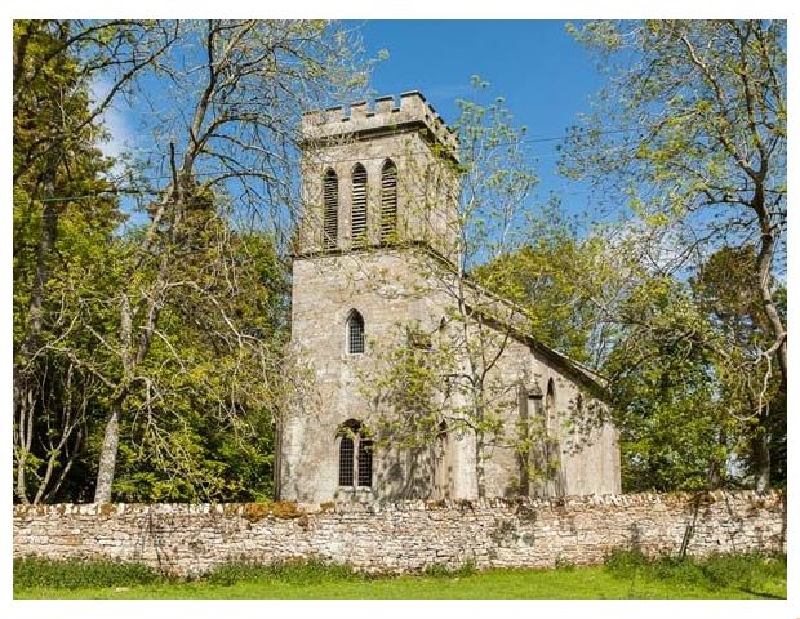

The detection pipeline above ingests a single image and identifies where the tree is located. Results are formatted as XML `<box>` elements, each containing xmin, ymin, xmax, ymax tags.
<box><xmin>80</xmin><ymin>19</ymin><xmax>368</xmax><ymax>502</ymax></box>
<box><xmin>474</xmin><ymin>229</ymin><xmax>613</xmax><ymax>369</ymax></box>
<box><xmin>563</xmin><ymin>19</ymin><xmax>786</xmax><ymax>489</ymax></box>
<box><xmin>101</xmin><ymin>227</ymin><xmax>291</xmax><ymax>502</ymax></box>
<box><xmin>691</xmin><ymin>245</ymin><xmax>786</xmax><ymax>488</ymax></box>
<box><xmin>603</xmin><ymin>246</ymin><xmax>786</xmax><ymax>492</ymax></box>
<box><xmin>602</xmin><ymin>275</ymin><xmax>732</xmax><ymax>492</ymax></box>
<box><xmin>359</xmin><ymin>79</ymin><xmax>546</xmax><ymax>499</ymax></box>
<box><xmin>13</xmin><ymin>20</ymin><xmax>126</xmax><ymax>503</ymax></box>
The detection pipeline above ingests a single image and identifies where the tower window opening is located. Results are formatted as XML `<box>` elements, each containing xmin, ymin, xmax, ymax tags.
<box><xmin>351</xmin><ymin>163</ymin><xmax>367</xmax><ymax>248</ymax></box>
<box><xmin>323</xmin><ymin>169</ymin><xmax>339</xmax><ymax>250</ymax></box>
<box><xmin>381</xmin><ymin>160</ymin><xmax>397</xmax><ymax>244</ymax></box>
<box><xmin>348</xmin><ymin>310</ymin><xmax>365</xmax><ymax>354</ymax></box>
<box><xmin>358</xmin><ymin>439</ymin><xmax>373</xmax><ymax>486</ymax></box>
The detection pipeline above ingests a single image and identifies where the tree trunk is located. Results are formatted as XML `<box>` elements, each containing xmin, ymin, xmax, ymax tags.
<box><xmin>751</xmin><ymin>410</ymin><xmax>771</xmax><ymax>491</ymax></box>
<box><xmin>751</xmin><ymin>189</ymin><xmax>781</xmax><ymax>490</ymax></box>
<box><xmin>706</xmin><ymin>426</ymin><xmax>727</xmax><ymax>490</ymax></box>
<box><xmin>754</xmin><ymin>198</ymin><xmax>787</xmax><ymax>389</ymax></box>
<box><xmin>14</xmin><ymin>160</ymin><xmax>58</xmax><ymax>505</ymax></box>
<box><xmin>475</xmin><ymin>430</ymin><xmax>486</xmax><ymax>499</ymax></box>
<box><xmin>273</xmin><ymin>416</ymin><xmax>282</xmax><ymax>500</ymax></box>
<box><xmin>93</xmin><ymin>402</ymin><xmax>121</xmax><ymax>503</ymax></box>
<box><xmin>14</xmin><ymin>385</ymin><xmax>34</xmax><ymax>503</ymax></box>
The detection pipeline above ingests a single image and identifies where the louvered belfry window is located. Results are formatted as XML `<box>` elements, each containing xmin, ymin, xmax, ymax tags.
<box><xmin>381</xmin><ymin>160</ymin><xmax>397</xmax><ymax>244</ymax></box>
<box><xmin>351</xmin><ymin>163</ymin><xmax>367</xmax><ymax>248</ymax></box>
<box><xmin>323</xmin><ymin>169</ymin><xmax>338</xmax><ymax>250</ymax></box>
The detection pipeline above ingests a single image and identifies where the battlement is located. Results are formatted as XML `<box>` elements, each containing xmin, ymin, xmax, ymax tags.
<box><xmin>302</xmin><ymin>91</ymin><xmax>458</xmax><ymax>156</ymax></box>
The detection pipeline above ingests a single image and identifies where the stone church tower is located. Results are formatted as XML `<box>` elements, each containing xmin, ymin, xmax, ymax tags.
<box><xmin>278</xmin><ymin>92</ymin><xmax>621</xmax><ymax>504</ymax></box>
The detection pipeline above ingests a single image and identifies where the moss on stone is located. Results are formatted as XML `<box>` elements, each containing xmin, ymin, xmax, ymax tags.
<box><xmin>231</xmin><ymin>502</ymin><xmax>306</xmax><ymax>523</ymax></box>
<box><xmin>99</xmin><ymin>503</ymin><xmax>116</xmax><ymax>517</ymax></box>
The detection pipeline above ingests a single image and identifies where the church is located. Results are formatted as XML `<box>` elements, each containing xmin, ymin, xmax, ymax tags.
<box><xmin>277</xmin><ymin>91</ymin><xmax>621</xmax><ymax>503</ymax></box>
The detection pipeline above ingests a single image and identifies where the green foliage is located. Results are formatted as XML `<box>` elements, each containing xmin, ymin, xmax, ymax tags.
<box><xmin>13</xmin><ymin>19</ymin><xmax>123</xmax><ymax>504</ymax></box>
<box><xmin>474</xmin><ymin>230</ymin><xmax>608</xmax><ymax>366</ymax></box>
<box><xmin>106</xmin><ymin>229</ymin><xmax>289</xmax><ymax>502</ymax></box>
<box><xmin>423</xmin><ymin>560</ymin><xmax>477</xmax><ymax>579</ymax></box>
<box><xmin>207</xmin><ymin>559</ymin><xmax>364</xmax><ymax>586</ymax></box>
<box><xmin>563</xmin><ymin>20</ymin><xmax>787</xmax><ymax>489</ymax></box>
<box><xmin>14</xmin><ymin>557</ymin><xmax>163</xmax><ymax>590</ymax></box>
<box><xmin>362</xmin><ymin>321</ymin><xmax>453</xmax><ymax>452</ymax></box>
<box><xmin>604</xmin><ymin>276</ymin><xmax>731</xmax><ymax>491</ymax></box>
<box><xmin>453</xmin><ymin>78</ymin><xmax>538</xmax><ymax>269</ymax></box>
<box><xmin>604</xmin><ymin>547</ymin><xmax>648</xmax><ymax>578</ymax></box>
<box><xmin>691</xmin><ymin>245</ymin><xmax>786</xmax><ymax>487</ymax></box>
<box><xmin>605</xmin><ymin>549</ymin><xmax>786</xmax><ymax>594</ymax></box>
<box><xmin>14</xmin><ymin>19</ymin><xmax>372</xmax><ymax>504</ymax></box>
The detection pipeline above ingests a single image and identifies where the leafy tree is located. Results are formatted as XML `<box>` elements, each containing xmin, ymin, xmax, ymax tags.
<box><xmin>13</xmin><ymin>20</ymin><xmax>124</xmax><ymax>503</ymax></box>
<box><xmin>691</xmin><ymin>245</ymin><xmax>786</xmax><ymax>488</ymax></box>
<box><xmin>474</xmin><ymin>231</ymin><xmax>613</xmax><ymax>368</ymax></box>
<box><xmin>13</xmin><ymin>19</ymin><xmax>369</xmax><ymax>503</ymax></box>
<box><xmin>604</xmin><ymin>276</ymin><xmax>730</xmax><ymax>491</ymax></box>
<box><xmin>360</xmin><ymin>80</ymin><xmax>544</xmax><ymax>499</ymax></box>
<box><xmin>597</xmin><ymin>243</ymin><xmax>786</xmax><ymax>492</ymax></box>
<box><xmin>563</xmin><ymin>19</ymin><xmax>786</xmax><ymax>490</ymax></box>
<box><xmin>81</xmin><ymin>19</ymin><xmax>369</xmax><ymax>502</ymax></box>
<box><xmin>104</xmin><ymin>229</ymin><xmax>290</xmax><ymax>502</ymax></box>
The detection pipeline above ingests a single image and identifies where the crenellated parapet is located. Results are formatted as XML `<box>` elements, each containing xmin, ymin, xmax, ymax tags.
<box><xmin>302</xmin><ymin>91</ymin><xmax>458</xmax><ymax>158</ymax></box>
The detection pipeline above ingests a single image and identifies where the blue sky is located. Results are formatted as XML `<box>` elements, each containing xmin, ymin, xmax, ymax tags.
<box><xmin>357</xmin><ymin>20</ymin><xmax>604</xmax><ymax>213</ymax></box>
<box><xmin>99</xmin><ymin>20</ymin><xmax>606</xmax><ymax>236</ymax></box>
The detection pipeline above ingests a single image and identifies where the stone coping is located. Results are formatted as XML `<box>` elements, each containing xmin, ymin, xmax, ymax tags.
<box><xmin>13</xmin><ymin>489</ymin><xmax>784</xmax><ymax>519</ymax></box>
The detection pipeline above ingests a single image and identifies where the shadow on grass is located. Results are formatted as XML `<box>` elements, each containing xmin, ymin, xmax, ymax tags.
<box><xmin>738</xmin><ymin>588</ymin><xmax>785</xmax><ymax>600</ymax></box>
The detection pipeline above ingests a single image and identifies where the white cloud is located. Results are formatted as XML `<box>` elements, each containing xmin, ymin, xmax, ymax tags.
<box><xmin>601</xmin><ymin>218</ymin><xmax>703</xmax><ymax>277</ymax></box>
<box><xmin>89</xmin><ymin>75</ymin><xmax>136</xmax><ymax>167</ymax></box>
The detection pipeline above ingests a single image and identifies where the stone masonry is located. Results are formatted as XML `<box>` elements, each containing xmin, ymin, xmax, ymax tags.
<box><xmin>13</xmin><ymin>491</ymin><xmax>786</xmax><ymax>578</ymax></box>
<box><xmin>281</xmin><ymin>91</ymin><xmax>621</xmax><ymax>503</ymax></box>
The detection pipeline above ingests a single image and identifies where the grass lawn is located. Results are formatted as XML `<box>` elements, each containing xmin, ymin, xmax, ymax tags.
<box><xmin>14</xmin><ymin>556</ymin><xmax>787</xmax><ymax>600</ymax></box>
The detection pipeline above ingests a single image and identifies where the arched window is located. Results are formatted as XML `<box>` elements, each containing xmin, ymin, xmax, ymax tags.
<box><xmin>544</xmin><ymin>377</ymin><xmax>562</xmax><ymax>492</ymax></box>
<box><xmin>380</xmin><ymin>159</ymin><xmax>397</xmax><ymax>244</ymax></box>
<box><xmin>323</xmin><ymin>168</ymin><xmax>338</xmax><ymax>250</ymax></box>
<box><xmin>347</xmin><ymin>309</ymin><xmax>365</xmax><ymax>354</ymax></box>
<box><xmin>358</xmin><ymin>438</ymin><xmax>373</xmax><ymax>486</ymax></box>
<box><xmin>339</xmin><ymin>432</ymin><xmax>355</xmax><ymax>486</ymax></box>
<box><xmin>351</xmin><ymin>163</ymin><xmax>367</xmax><ymax>248</ymax></box>
<box><xmin>545</xmin><ymin>378</ymin><xmax>557</xmax><ymax>439</ymax></box>
<box><xmin>546</xmin><ymin>378</ymin><xmax>556</xmax><ymax>414</ymax></box>
<box><xmin>337</xmin><ymin>420</ymin><xmax>373</xmax><ymax>487</ymax></box>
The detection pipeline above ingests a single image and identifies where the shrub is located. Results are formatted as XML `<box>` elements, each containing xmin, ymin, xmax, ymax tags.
<box><xmin>604</xmin><ymin>547</ymin><xmax>647</xmax><ymax>579</ymax></box>
<box><xmin>648</xmin><ymin>555</ymin><xmax>706</xmax><ymax>588</ymax></box>
<box><xmin>13</xmin><ymin>556</ymin><xmax>163</xmax><ymax>590</ymax></box>
<box><xmin>604</xmin><ymin>548</ymin><xmax>786</xmax><ymax>592</ymax></box>
<box><xmin>700</xmin><ymin>552</ymin><xmax>786</xmax><ymax>591</ymax></box>
<box><xmin>206</xmin><ymin>558</ymin><xmax>360</xmax><ymax>586</ymax></box>
<box><xmin>423</xmin><ymin>560</ymin><xmax>476</xmax><ymax>578</ymax></box>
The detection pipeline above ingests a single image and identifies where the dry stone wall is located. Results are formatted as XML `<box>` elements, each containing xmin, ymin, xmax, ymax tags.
<box><xmin>13</xmin><ymin>491</ymin><xmax>785</xmax><ymax>578</ymax></box>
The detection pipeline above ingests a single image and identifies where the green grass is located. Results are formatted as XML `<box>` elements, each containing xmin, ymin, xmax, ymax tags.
<box><xmin>14</xmin><ymin>553</ymin><xmax>786</xmax><ymax>600</ymax></box>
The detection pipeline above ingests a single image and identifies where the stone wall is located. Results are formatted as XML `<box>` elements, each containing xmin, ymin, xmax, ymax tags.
<box><xmin>14</xmin><ymin>491</ymin><xmax>785</xmax><ymax>578</ymax></box>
